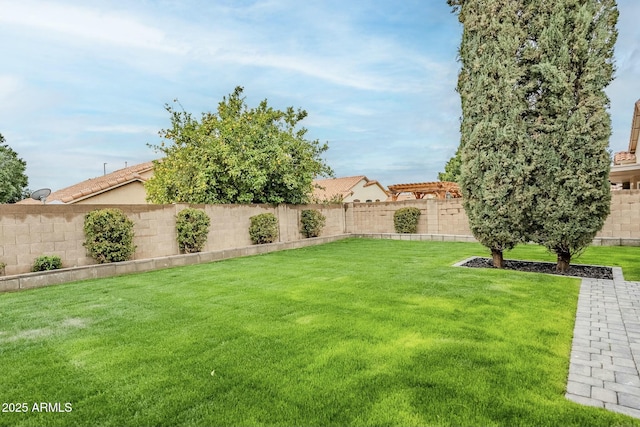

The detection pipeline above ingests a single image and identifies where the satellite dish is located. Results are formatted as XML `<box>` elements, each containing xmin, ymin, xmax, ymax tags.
<box><xmin>31</xmin><ymin>188</ymin><xmax>51</xmax><ymax>204</ymax></box>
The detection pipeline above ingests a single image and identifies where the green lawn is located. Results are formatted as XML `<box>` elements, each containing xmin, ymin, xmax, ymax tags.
<box><xmin>1</xmin><ymin>238</ymin><xmax>639</xmax><ymax>426</ymax></box>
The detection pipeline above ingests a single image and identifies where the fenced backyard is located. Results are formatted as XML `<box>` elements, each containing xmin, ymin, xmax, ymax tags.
<box><xmin>2</xmin><ymin>190</ymin><xmax>640</xmax><ymax>279</ymax></box>
<box><xmin>1</xmin><ymin>239</ymin><xmax>640</xmax><ymax>426</ymax></box>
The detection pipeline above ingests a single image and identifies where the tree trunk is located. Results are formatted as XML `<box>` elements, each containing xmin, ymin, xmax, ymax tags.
<box><xmin>556</xmin><ymin>251</ymin><xmax>571</xmax><ymax>273</ymax></box>
<box><xmin>491</xmin><ymin>249</ymin><xmax>504</xmax><ymax>268</ymax></box>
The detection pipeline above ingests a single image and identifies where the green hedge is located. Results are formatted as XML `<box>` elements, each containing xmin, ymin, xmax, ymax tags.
<box><xmin>176</xmin><ymin>208</ymin><xmax>211</xmax><ymax>253</ymax></box>
<box><xmin>300</xmin><ymin>209</ymin><xmax>326</xmax><ymax>238</ymax></box>
<box><xmin>249</xmin><ymin>213</ymin><xmax>279</xmax><ymax>244</ymax></box>
<box><xmin>32</xmin><ymin>255</ymin><xmax>62</xmax><ymax>272</ymax></box>
<box><xmin>83</xmin><ymin>208</ymin><xmax>136</xmax><ymax>263</ymax></box>
<box><xmin>393</xmin><ymin>207</ymin><xmax>421</xmax><ymax>234</ymax></box>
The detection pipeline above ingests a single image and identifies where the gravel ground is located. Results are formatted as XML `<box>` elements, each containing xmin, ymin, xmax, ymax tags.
<box><xmin>461</xmin><ymin>257</ymin><xmax>613</xmax><ymax>280</ymax></box>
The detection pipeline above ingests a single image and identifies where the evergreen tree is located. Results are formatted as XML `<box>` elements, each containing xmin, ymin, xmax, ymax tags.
<box><xmin>449</xmin><ymin>0</ymin><xmax>617</xmax><ymax>271</ymax></box>
<box><xmin>524</xmin><ymin>0</ymin><xmax>617</xmax><ymax>271</ymax></box>
<box><xmin>449</xmin><ymin>0</ymin><xmax>530</xmax><ymax>267</ymax></box>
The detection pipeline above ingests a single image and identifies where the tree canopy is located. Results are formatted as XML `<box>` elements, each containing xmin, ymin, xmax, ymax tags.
<box><xmin>438</xmin><ymin>148</ymin><xmax>461</xmax><ymax>183</ymax></box>
<box><xmin>523</xmin><ymin>0</ymin><xmax>617</xmax><ymax>271</ymax></box>
<box><xmin>449</xmin><ymin>0</ymin><xmax>617</xmax><ymax>270</ymax></box>
<box><xmin>145</xmin><ymin>87</ymin><xmax>333</xmax><ymax>205</ymax></box>
<box><xmin>0</xmin><ymin>133</ymin><xmax>29</xmax><ymax>204</ymax></box>
<box><xmin>452</xmin><ymin>0</ymin><xmax>531</xmax><ymax>268</ymax></box>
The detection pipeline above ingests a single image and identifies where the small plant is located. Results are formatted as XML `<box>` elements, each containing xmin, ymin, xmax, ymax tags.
<box><xmin>32</xmin><ymin>255</ymin><xmax>62</xmax><ymax>272</ymax></box>
<box><xmin>394</xmin><ymin>207</ymin><xmax>421</xmax><ymax>234</ymax></box>
<box><xmin>83</xmin><ymin>208</ymin><xmax>136</xmax><ymax>263</ymax></box>
<box><xmin>176</xmin><ymin>208</ymin><xmax>211</xmax><ymax>253</ymax></box>
<box><xmin>300</xmin><ymin>209</ymin><xmax>326</xmax><ymax>238</ymax></box>
<box><xmin>0</xmin><ymin>262</ymin><xmax>6</xmax><ymax>276</ymax></box>
<box><xmin>249</xmin><ymin>213</ymin><xmax>279</xmax><ymax>244</ymax></box>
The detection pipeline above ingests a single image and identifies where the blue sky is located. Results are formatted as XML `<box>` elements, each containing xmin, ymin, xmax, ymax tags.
<box><xmin>1</xmin><ymin>1</ymin><xmax>639</xmax><ymax>193</ymax></box>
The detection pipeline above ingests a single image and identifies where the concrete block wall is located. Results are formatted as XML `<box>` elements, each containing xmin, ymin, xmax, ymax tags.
<box><xmin>201</xmin><ymin>203</ymin><xmax>276</xmax><ymax>251</ymax></box>
<box><xmin>348</xmin><ymin>191</ymin><xmax>639</xmax><ymax>239</ymax></box>
<box><xmin>598</xmin><ymin>190</ymin><xmax>640</xmax><ymax>239</ymax></box>
<box><xmin>2</xmin><ymin>191</ymin><xmax>639</xmax><ymax>276</ymax></box>
<box><xmin>436</xmin><ymin>198</ymin><xmax>472</xmax><ymax>235</ymax></box>
<box><xmin>0</xmin><ymin>204</ymin><xmax>346</xmax><ymax>276</ymax></box>
<box><xmin>348</xmin><ymin>199</ymin><xmax>471</xmax><ymax>235</ymax></box>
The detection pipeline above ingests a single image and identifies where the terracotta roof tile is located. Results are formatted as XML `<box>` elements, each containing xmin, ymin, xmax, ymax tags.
<box><xmin>614</xmin><ymin>151</ymin><xmax>636</xmax><ymax>165</ymax></box>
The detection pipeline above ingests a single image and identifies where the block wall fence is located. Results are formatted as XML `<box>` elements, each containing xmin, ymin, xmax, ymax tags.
<box><xmin>1</xmin><ymin>190</ymin><xmax>639</xmax><ymax>276</ymax></box>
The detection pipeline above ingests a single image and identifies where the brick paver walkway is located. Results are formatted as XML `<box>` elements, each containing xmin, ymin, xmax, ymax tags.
<box><xmin>566</xmin><ymin>267</ymin><xmax>640</xmax><ymax>418</ymax></box>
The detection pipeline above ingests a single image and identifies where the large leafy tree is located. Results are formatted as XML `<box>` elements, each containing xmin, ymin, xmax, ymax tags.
<box><xmin>523</xmin><ymin>0</ymin><xmax>617</xmax><ymax>271</ymax></box>
<box><xmin>0</xmin><ymin>133</ymin><xmax>29</xmax><ymax>204</ymax></box>
<box><xmin>449</xmin><ymin>0</ymin><xmax>531</xmax><ymax>267</ymax></box>
<box><xmin>146</xmin><ymin>87</ymin><xmax>333</xmax><ymax>204</ymax></box>
<box><xmin>437</xmin><ymin>148</ymin><xmax>461</xmax><ymax>183</ymax></box>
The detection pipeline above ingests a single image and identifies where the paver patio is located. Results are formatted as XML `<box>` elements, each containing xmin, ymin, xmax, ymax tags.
<box><xmin>566</xmin><ymin>267</ymin><xmax>640</xmax><ymax>418</ymax></box>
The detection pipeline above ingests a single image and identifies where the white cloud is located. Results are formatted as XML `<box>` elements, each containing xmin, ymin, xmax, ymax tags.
<box><xmin>0</xmin><ymin>0</ymin><xmax>184</xmax><ymax>54</ymax></box>
<box><xmin>0</xmin><ymin>75</ymin><xmax>22</xmax><ymax>104</ymax></box>
<box><xmin>0</xmin><ymin>0</ymin><xmax>451</xmax><ymax>94</ymax></box>
<box><xmin>85</xmin><ymin>125</ymin><xmax>158</xmax><ymax>135</ymax></box>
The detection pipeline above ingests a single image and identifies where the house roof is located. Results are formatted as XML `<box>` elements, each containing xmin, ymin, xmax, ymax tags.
<box><xmin>312</xmin><ymin>176</ymin><xmax>385</xmax><ymax>202</ymax></box>
<box><xmin>614</xmin><ymin>151</ymin><xmax>636</xmax><ymax>165</ymax></box>
<box><xmin>387</xmin><ymin>181</ymin><xmax>461</xmax><ymax>200</ymax></box>
<box><xmin>19</xmin><ymin>161</ymin><xmax>155</xmax><ymax>204</ymax></box>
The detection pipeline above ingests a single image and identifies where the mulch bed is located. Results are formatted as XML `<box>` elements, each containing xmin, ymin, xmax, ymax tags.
<box><xmin>461</xmin><ymin>257</ymin><xmax>613</xmax><ymax>280</ymax></box>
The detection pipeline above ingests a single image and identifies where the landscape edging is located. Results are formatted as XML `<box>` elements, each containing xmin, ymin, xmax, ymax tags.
<box><xmin>0</xmin><ymin>234</ymin><xmax>352</xmax><ymax>293</ymax></box>
<box><xmin>1</xmin><ymin>233</ymin><xmax>637</xmax><ymax>293</ymax></box>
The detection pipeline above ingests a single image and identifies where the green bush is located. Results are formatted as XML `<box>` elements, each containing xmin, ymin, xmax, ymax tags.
<box><xmin>300</xmin><ymin>209</ymin><xmax>326</xmax><ymax>238</ymax></box>
<box><xmin>83</xmin><ymin>208</ymin><xmax>136</xmax><ymax>263</ymax></box>
<box><xmin>249</xmin><ymin>213</ymin><xmax>279</xmax><ymax>244</ymax></box>
<box><xmin>393</xmin><ymin>207</ymin><xmax>421</xmax><ymax>234</ymax></box>
<box><xmin>176</xmin><ymin>208</ymin><xmax>211</xmax><ymax>253</ymax></box>
<box><xmin>0</xmin><ymin>262</ymin><xmax>6</xmax><ymax>275</ymax></box>
<box><xmin>32</xmin><ymin>255</ymin><xmax>62</xmax><ymax>272</ymax></box>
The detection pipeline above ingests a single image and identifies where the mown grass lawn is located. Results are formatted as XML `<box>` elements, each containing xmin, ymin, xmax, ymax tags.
<box><xmin>1</xmin><ymin>238</ymin><xmax>639</xmax><ymax>426</ymax></box>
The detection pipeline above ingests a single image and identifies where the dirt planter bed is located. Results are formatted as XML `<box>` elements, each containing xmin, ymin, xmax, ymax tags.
<box><xmin>459</xmin><ymin>256</ymin><xmax>613</xmax><ymax>280</ymax></box>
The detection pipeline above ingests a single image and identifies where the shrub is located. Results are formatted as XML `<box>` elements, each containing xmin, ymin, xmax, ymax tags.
<box><xmin>32</xmin><ymin>255</ymin><xmax>62</xmax><ymax>272</ymax></box>
<box><xmin>300</xmin><ymin>209</ymin><xmax>326</xmax><ymax>238</ymax></box>
<box><xmin>176</xmin><ymin>208</ymin><xmax>211</xmax><ymax>253</ymax></box>
<box><xmin>83</xmin><ymin>208</ymin><xmax>136</xmax><ymax>263</ymax></box>
<box><xmin>249</xmin><ymin>213</ymin><xmax>279</xmax><ymax>244</ymax></box>
<box><xmin>0</xmin><ymin>262</ymin><xmax>6</xmax><ymax>276</ymax></box>
<box><xmin>393</xmin><ymin>207</ymin><xmax>421</xmax><ymax>234</ymax></box>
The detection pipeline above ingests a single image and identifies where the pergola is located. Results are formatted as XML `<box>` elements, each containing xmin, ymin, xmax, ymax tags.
<box><xmin>387</xmin><ymin>181</ymin><xmax>462</xmax><ymax>201</ymax></box>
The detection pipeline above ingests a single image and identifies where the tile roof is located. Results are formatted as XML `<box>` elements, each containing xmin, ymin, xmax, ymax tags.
<box><xmin>312</xmin><ymin>175</ymin><xmax>386</xmax><ymax>202</ymax></box>
<box><xmin>19</xmin><ymin>161</ymin><xmax>155</xmax><ymax>204</ymax></box>
<box><xmin>614</xmin><ymin>151</ymin><xmax>637</xmax><ymax>166</ymax></box>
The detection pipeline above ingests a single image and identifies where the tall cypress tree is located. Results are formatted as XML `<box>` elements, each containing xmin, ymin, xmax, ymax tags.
<box><xmin>450</xmin><ymin>0</ymin><xmax>617</xmax><ymax>271</ymax></box>
<box><xmin>450</xmin><ymin>0</ymin><xmax>529</xmax><ymax>267</ymax></box>
<box><xmin>524</xmin><ymin>0</ymin><xmax>617</xmax><ymax>271</ymax></box>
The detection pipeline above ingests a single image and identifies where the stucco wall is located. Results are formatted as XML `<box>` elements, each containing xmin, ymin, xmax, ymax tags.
<box><xmin>76</xmin><ymin>181</ymin><xmax>149</xmax><ymax>204</ymax></box>
<box><xmin>345</xmin><ymin>180</ymin><xmax>388</xmax><ymax>203</ymax></box>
